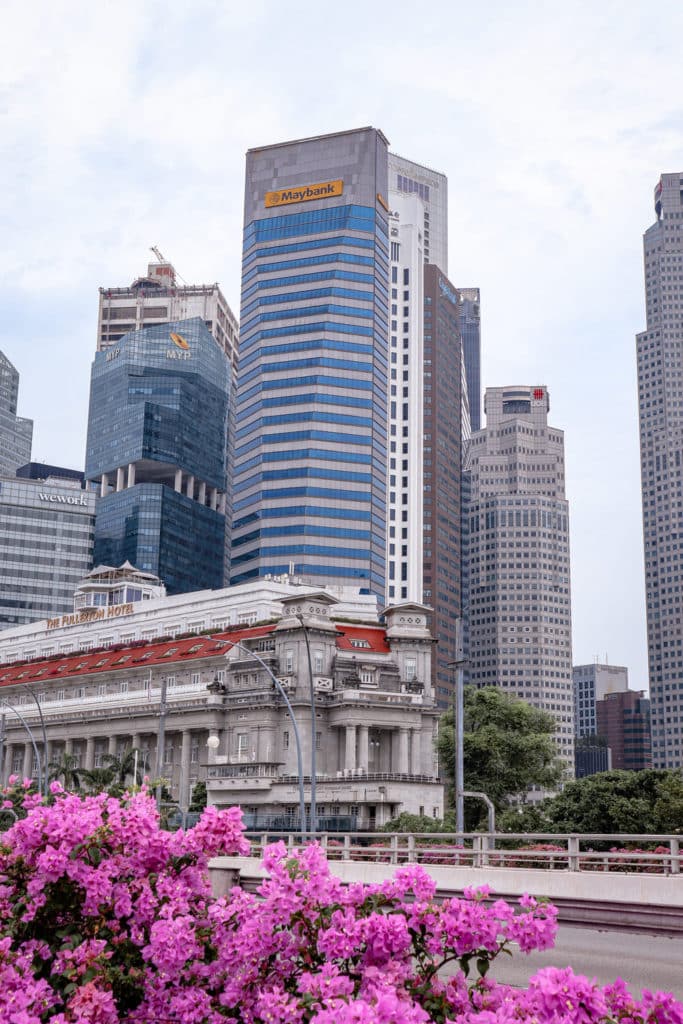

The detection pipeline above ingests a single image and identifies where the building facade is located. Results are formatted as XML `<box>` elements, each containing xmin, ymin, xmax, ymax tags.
<box><xmin>573</xmin><ymin>662</ymin><xmax>629</xmax><ymax>738</ymax></box>
<box><xmin>388</xmin><ymin>153</ymin><xmax>448</xmax><ymax>271</ymax></box>
<box><xmin>637</xmin><ymin>171</ymin><xmax>683</xmax><ymax>768</ymax></box>
<box><xmin>85</xmin><ymin>317</ymin><xmax>231</xmax><ymax>595</ymax></box>
<box><xmin>466</xmin><ymin>385</ymin><xmax>574</xmax><ymax>766</ymax></box>
<box><xmin>0</xmin><ymin>471</ymin><xmax>96</xmax><ymax>628</ymax></box>
<box><xmin>0</xmin><ymin>351</ymin><xmax>33</xmax><ymax>478</ymax></box>
<box><xmin>97</xmin><ymin>259</ymin><xmax>238</xmax><ymax>373</ymax></box>
<box><xmin>422</xmin><ymin>266</ymin><xmax>466</xmax><ymax>708</ymax></box>
<box><xmin>596</xmin><ymin>690</ymin><xmax>652</xmax><ymax>772</ymax></box>
<box><xmin>230</xmin><ymin>128</ymin><xmax>390</xmax><ymax>599</ymax></box>
<box><xmin>0</xmin><ymin>590</ymin><xmax>443</xmax><ymax>829</ymax></box>
<box><xmin>457</xmin><ymin>288</ymin><xmax>481</xmax><ymax>433</ymax></box>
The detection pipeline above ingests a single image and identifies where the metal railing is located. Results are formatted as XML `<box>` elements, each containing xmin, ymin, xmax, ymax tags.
<box><xmin>241</xmin><ymin>831</ymin><xmax>683</xmax><ymax>875</ymax></box>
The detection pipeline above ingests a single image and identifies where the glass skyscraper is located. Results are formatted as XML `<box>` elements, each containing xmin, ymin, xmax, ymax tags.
<box><xmin>85</xmin><ymin>317</ymin><xmax>231</xmax><ymax>594</ymax></box>
<box><xmin>230</xmin><ymin>128</ymin><xmax>390</xmax><ymax>598</ymax></box>
<box><xmin>0</xmin><ymin>350</ymin><xmax>33</xmax><ymax>477</ymax></box>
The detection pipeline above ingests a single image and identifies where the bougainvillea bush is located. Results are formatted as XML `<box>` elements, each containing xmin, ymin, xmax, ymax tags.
<box><xmin>0</xmin><ymin>782</ymin><xmax>682</xmax><ymax>1024</ymax></box>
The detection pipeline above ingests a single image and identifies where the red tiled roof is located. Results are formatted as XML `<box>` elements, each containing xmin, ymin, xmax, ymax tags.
<box><xmin>0</xmin><ymin>621</ymin><xmax>389</xmax><ymax>688</ymax></box>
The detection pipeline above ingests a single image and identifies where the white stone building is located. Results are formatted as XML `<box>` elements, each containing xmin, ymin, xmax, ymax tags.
<box><xmin>0</xmin><ymin>584</ymin><xmax>443</xmax><ymax>829</ymax></box>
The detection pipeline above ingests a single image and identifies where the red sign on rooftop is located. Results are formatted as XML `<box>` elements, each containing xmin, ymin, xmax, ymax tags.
<box><xmin>533</xmin><ymin>388</ymin><xmax>544</xmax><ymax>400</ymax></box>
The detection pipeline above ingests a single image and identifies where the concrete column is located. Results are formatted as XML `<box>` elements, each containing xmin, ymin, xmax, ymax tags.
<box><xmin>210</xmin><ymin>488</ymin><xmax>218</xmax><ymax>511</ymax></box>
<box><xmin>100</xmin><ymin>473</ymin><xmax>108</xmax><ymax>498</ymax></box>
<box><xmin>131</xmin><ymin>733</ymin><xmax>141</xmax><ymax>751</ymax></box>
<box><xmin>198</xmin><ymin>481</ymin><xmax>206</xmax><ymax>505</ymax></box>
<box><xmin>174</xmin><ymin>469</ymin><xmax>183</xmax><ymax>493</ymax></box>
<box><xmin>185</xmin><ymin>475</ymin><xmax>195</xmax><ymax>499</ymax></box>
<box><xmin>219</xmin><ymin>493</ymin><xmax>226</xmax><ymax>515</ymax></box>
<box><xmin>358</xmin><ymin>725</ymin><xmax>369</xmax><ymax>772</ymax></box>
<box><xmin>410</xmin><ymin>728</ymin><xmax>421</xmax><ymax>776</ymax></box>
<box><xmin>344</xmin><ymin>725</ymin><xmax>356</xmax><ymax>771</ymax></box>
<box><xmin>64</xmin><ymin>737</ymin><xmax>73</xmax><ymax>754</ymax></box>
<box><xmin>116</xmin><ymin>466</ymin><xmax>125</xmax><ymax>492</ymax></box>
<box><xmin>127</xmin><ymin>462</ymin><xmax>136</xmax><ymax>487</ymax></box>
<box><xmin>379</xmin><ymin>732</ymin><xmax>392</xmax><ymax>773</ymax></box>
<box><xmin>179</xmin><ymin>731</ymin><xmax>192</xmax><ymax>811</ymax></box>
<box><xmin>85</xmin><ymin>737</ymin><xmax>95</xmax><ymax>771</ymax></box>
<box><xmin>108</xmin><ymin>735</ymin><xmax>117</xmax><ymax>755</ymax></box>
<box><xmin>22</xmin><ymin>743</ymin><xmax>32</xmax><ymax>781</ymax></box>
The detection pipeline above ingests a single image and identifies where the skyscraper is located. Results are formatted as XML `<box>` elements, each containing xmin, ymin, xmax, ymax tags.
<box><xmin>230</xmin><ymin>128</ymin><xmax>390</xmax><ymax>598</ymax></box>
<box><xmin>85</xmin><ymin>318</ymin><xmax>231</xmax><ymax>594</ymax></box>
<box><xmin>0</xmin><ymin>350</ymin><xmax>33</xmax><ymax>477</ymax></box>
<box><xmin>457</xmin><ymin>288</ymin><xmax>481</xmax><ymax>433</ymax></box>
<box><xmin>97</xmin><ymin>258</ymin><xmax>238</xmax><ymax>371</ymax></box>
<box><xmin>466</xmin><ymin>386</ymin><xmax>574</xmax><ymax>766</ymax></box>
<box><xmin>0</xmin><ymin>467</ymin><xmax>96</xmax><ymax>627</ymax></box>
<box><xmin>637</xmin><ymin>171</ymin><xmax>683</xmax><ymax>768</ymax></box>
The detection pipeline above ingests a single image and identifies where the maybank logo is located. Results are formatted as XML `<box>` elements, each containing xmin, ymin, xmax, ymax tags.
<box><xmin>265</xmin><ymin>179</ymin><xmax>343</xmax><ymax>208</ymax></box>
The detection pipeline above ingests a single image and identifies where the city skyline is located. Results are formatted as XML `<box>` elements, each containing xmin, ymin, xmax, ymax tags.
<box><xmin>4</xmin><ymin>2</ymin><xmax>683</xmax><ymax>688</ymax></box>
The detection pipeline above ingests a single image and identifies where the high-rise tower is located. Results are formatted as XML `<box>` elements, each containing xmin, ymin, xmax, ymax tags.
<box><xmin>637</xmin><ymin>171</ymin><xmax>683</xmax><ymax>768</ymax></box>
<box><xmin>230</xmin><ymin>128</ymin><xmax>390</xmax><ymax>598</ymax></box>
<box><xmin>0</xmin><ymin>350</ymin><xmax>33</xmax><ymax>477</ymax></box>
<box><xmin>466</xmin><ymin>386</ymin><xmax>574</xmax><ymax>766</ymax></box>
<box><xmin>85</xmin><ymin>318</ymin><xmax>231</xmax><ymax>594</ymax></box>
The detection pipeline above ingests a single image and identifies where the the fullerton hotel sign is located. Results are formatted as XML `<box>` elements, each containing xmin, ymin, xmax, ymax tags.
<box><xmin>46</xmin><ymin>603</ymin><xmax>135</xmax><ymax>630</ymax></box>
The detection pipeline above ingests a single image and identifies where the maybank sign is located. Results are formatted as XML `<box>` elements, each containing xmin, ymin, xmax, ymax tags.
<box><xmin>265</xmin><ymin>179</ymin><xmax>343</xmax><ymax>209</ymax></box>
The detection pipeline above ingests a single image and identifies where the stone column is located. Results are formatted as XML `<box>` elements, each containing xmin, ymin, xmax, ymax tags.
<box><xmin>131</xmin><ymin>733</ymin><xmax>141</xmax><ymax>751</ymax></box>
<box><xmin>116</xmin><ymin>466</ymin><xmax>125</xmax><ymax>492</ymax></box>
<box><xmin>210</xmin><ymin>488</ymin><xmax>218</xmax><ymax>511</ymax></box>
<box><xmin>179</xmin><ymin>731</ymin><xmax>192</xmax><ymax>811</ymax></box>
<box><xmin>108</xmin><ymin>735</ymin><xmax>117</xmax><ymax>755</ymax></box>
<box><xmin>185</xmin><ymin>475</ymin><xmax>195</xmax><ymax>499</ymax></box>
<box><xmin>358</xmin><ymin>725</ymin><xmax>369</xmax><ymax>773</ymax></box>
<box><xmin>100</xmin><ymin>473</ymin><xmax>108</xmax><ymax>498</ymax></box>
<box><xmin>127</xmin><ymin>463</ymin><xmax>136</xmax><ymax>487</ymax></box>
<box><xmin>410</xmin><ymin>729</ymin><xmax>421</xmax><ymax>776</ymax></box>
<box><xmin>395</xmin><ymin>727</ymin><xmax>410</xmax><ymax>774</ymax></box>
<box><xmin>64</xmin><ymin>737</ymin><xmax>73</xmax><ymax>754</ymax></box>
<box><xmin>198</xmin><ymin>481</ymin><xmax>206</xmax><ymax>505</ymax></box>
<box><xmin>344</xmin><ymin>725</ymin><xmax>356</xmax><ymax>771</ymax></box>
<box><xmin>174</xmin><ymin>469</ymin><xmax>183</xmax><ymax>493</ymax></box>
<box><xmin>22</xmin><ymin>743</ymin><xmax>32</xmax><ymax>781</ymax></box>
<box><xmin>85</xmin><ymin>737</ymin><xmax>95</xmax><ymax>771</ymax></box>
<box><xmin>219</xmin><ymin>493</ymin><xmax>226</xmax><ymax>515</ymax></box>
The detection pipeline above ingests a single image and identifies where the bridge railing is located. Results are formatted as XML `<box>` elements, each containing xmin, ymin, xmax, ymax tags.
<box><xmin>242</xmin><ymin>831</ymin><xmax>682</xmax><ymax>875</ymax></box>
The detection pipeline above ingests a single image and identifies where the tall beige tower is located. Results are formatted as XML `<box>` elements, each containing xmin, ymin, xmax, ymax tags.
<box><xmin>637</xmin><ymin>172</ymin><xmax>683</xmax><ymax>768</ymax></box>
<box><xmin>466</xmin><ymin>385</ymin><xmax>574</xmax><ymax>768</ymax></box>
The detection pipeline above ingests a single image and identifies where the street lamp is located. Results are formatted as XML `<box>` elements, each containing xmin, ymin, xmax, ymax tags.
<box><xmin>0</xmin><ymin>700</ymin><xmax>45</xmax><ymax>796</ymax></box>
<box><xmin>295</xmin><ymin>614</ymin><xmax>317</xmax><ymax>836</ymax></box>
<box><xmin>207</xmin><ymin>636</ymin><xmax>307</xmax><ymax>838</ymax></box>
<box><xmin>448</xmin><ymin>618</ymin><xmax>467</xmax><ymax>835</ymax></box>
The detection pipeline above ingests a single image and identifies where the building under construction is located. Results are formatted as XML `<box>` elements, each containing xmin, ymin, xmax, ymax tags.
<box><xmin>97</xmin><ymin>251</ymin><xmax>238</xmax><ymax>374</ymax></box>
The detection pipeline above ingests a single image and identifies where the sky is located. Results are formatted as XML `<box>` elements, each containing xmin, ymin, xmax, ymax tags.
<box><xmin>2</xmin><ymin>0</ymin><xmax>682</xmax><ymax>687</ymax></box>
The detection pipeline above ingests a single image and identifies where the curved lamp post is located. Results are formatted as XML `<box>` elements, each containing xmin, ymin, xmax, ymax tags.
<box><xmin>208</xmin><ymin>636</ymin><xmax>307</xmax><ymax>838</ymax></box>
<box><xmin>0</xmin><ymin>699</ymin><xmax>45</xmax><ymax>796</ymax></box>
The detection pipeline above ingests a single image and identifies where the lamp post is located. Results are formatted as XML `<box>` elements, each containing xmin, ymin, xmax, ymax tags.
<box><xmin>155</xmin><ymin>677</ymin><xmax>168</xmax><ymax>813</ymax></box>
<box><xmin>448</xmin><ymin>618</ymin><xmax>467</xmax><ymax>836</ymax></box>
<box><xmin>295</xmin><ymin>614</ymin><xmax>317</xmax><ymax>836</ymax></box>
<box><xmin>23</xmin><ymin>685</ymin><xmax>49</xmax><ymax>798</ymax></box>
<box><xmin>208</xmin><ymin>636</ymin><xmax>307</xmax><ymax>838</ymax></box>
<box><xmin>0</xmin><ymin>699</ymin><xmax>44</xmax><ymax>796</ymax></box>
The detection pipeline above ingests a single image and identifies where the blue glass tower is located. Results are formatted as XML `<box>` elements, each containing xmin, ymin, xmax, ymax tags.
<box><xmin>230</xmin><ymin>128</ymin><xmax>390</xmax><ymax>598</ymax></box>
<box><xmin>85</xmin><ymin>318</ymin><xmax>231</xmax><ymax>594</ymax></box>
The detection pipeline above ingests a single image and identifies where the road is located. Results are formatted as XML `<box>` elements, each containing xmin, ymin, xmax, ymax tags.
<box><xmin>446</xmin><ymin>924</ymin><xmax>683</xmax><ymax>1000</ymax></box>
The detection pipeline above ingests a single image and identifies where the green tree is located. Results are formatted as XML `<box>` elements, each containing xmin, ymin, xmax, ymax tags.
<box><xmin>500</xmin><ymin>769</ymin><xmax>683</xmax><ymax>835</ymax></box>
<box><xmin>100</xmin><ymin>748</ymin><xmax>144</xmax><ymax>795</ymax></box>
<box><xmin>47</xmin><ymin>751</ymin><xmax>85</xmax><ymax>791</ymax></box>
<box><xmin>437</xmin><ymin>686</ymin><xmax>564</xmax><ymax>828</ymax></box>
<box><xmin>381</xmin><ymin>812</ymin><xmax>454</xmax><ymax>834</ymax></box>
<box><xmin>189</xmin><ymin>780</ymin><xmax>207</xmax><ymax>812</ymax></box>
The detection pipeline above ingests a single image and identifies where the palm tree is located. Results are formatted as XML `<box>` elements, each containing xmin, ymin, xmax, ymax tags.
<box><xmin>48</xmin><ymin>751</ymin><xmax>84</xmax><ymax>792</ymax></box>
<box><xmin>100</xmin><ymin>748</ymin><xmax>145</xmax><ymax>795</ymax></box>
<box><xmin>81</xmin><ymin>765</ymin><xmax>117</xmax><ymax>793</ymax></box>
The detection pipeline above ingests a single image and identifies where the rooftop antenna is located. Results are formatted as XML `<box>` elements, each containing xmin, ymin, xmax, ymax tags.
<box><xmin>149</xmin><ymin>246</ymin><xmax>187</xmax><ymax>286</ymax></box>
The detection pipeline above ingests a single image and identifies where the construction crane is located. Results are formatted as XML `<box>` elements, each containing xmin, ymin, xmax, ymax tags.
<box><xmin>149</xmin><ymin>246</ymin><xmax>187</xmax><ymax>286</ymax></box>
